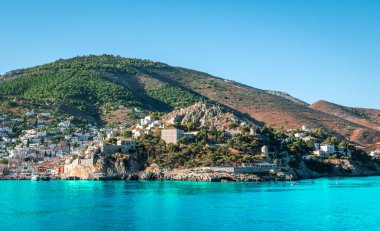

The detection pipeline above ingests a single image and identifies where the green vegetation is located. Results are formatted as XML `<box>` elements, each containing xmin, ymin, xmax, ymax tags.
<box><xmin>136</xmin><ymin>127</ymin><xmax>289</xmax><ymax>168</ymax></box>
<box><xmin>147</xmin><ymin>85</ymin><xmax>201</xmax><ymax>109</ymax></box>
<box><xmin>10</xmin><ymin>121</ymin><xmax>32</xmax><ymax>137</ymax></box>
<box><xmin>0</xmin><ymin>70</ymin><xmax>136</xmax><ymax>113</ymax></box>
<box><xmin>0</xmin><ymin>55</ymin><xmax>205</xmax><ymax>123</ymax></box>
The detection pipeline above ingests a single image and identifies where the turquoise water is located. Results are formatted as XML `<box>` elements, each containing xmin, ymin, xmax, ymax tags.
<box><xmin>1</xmin><ymin>177</ymin><xmax>380</xmax><ymax>231</ymax></box>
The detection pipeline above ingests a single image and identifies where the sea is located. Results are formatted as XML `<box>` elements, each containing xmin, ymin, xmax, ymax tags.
<box><xmin>1</xmin><ymin>177</ymin><xmax>380</xmax><ymax>231</ymax></box>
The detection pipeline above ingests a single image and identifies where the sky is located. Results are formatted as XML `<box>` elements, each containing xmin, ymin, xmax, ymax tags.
<box><xmin>1</xmin><ymin>0</ymin><xmax>379</xmax><ymax>108</ymax></box>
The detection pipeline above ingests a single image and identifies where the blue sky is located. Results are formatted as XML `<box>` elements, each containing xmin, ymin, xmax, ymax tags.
<box><xmin>1</xmin><ymin>0</ymin><xmax>379</xmax><ymax>108</ymax></box>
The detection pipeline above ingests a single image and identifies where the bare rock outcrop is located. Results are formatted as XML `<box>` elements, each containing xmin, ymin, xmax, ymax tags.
<box><xmin>162</xmin><ymin>102</ymin><xmax>251</xmax><ymax>130</ymax></box>
<box><xmin>137</xmin><ymin>166</ymin><xmax>296</xmax><ymax>182</ymax></box>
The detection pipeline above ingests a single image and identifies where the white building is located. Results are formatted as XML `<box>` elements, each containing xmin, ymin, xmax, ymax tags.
<box><xmin>294</xmin><ymin>133</ymin><xmax>306</xmax><ymax>138</ymax></box>
<box><xmin>58</xmin><ymin>121</ymin><xmax>71</xmax><ymax>130</ymax></box>
<box><xmin>101</xmin><ymin>139</ymin><xmax>136</xmax><ymax>154</ymax></box>
<box><xmin>370</xmin><ymin>150</ymin><xmax>380</xmax><ymax>157</ymax></box>
<box><xmin>140</xmin><ymin>116</ymin><xmax>152</xmax><ymax>126</ymax></box>
<box><xmin>25</xmin><ymin>111</ymin><xmax>35</xmax><ymax>117</ymax></box>
<box><xmin>314</xmin><ymin>144</ymin><xmax>336</xmax><ymax>157</ymax></box>
<box><xmin>132</xmin><ymin>128</ymin><xmax>151</xmax><ymax>138</ymax></box>
<box><xmin>320</xmin><ymin>145</ymin><xmax>335</xmax><ymax>154</ymax></box>
<box><xmin>36</xmin><ymin>131</ymin><xmax>47</xmax><ymax>138</ymax></box>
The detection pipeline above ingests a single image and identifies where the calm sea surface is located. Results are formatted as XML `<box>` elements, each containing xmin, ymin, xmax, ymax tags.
<box><xmin>1</xmin><ymin>177</ymin><xmax>380</xmax><ymax>231</ymax></box>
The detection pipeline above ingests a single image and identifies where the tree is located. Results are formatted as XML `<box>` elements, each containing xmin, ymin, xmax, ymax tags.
<box><xmin>323</xmin><ymin>136</ymin><xmax>339</xmax><ymax>146</ymax></box>
<box><xmin>228</xmin><ymin>122</ymin><xmax>239</xmax><ymax>129</ymax></box>
<box><xmin>240</xmin><ymin>126</ymin><xmax>250</xmax><ymax>134</ymax></box>
<box><xmin>287</xmin><ymin>139</ymin><xmax>311</xmax><ymax>157</ymax></box>
<box><xmin>108</xmin><ymin>138</ymin><xmax>117</xmax><ymax>145</ymax></box>
<box><xmin>185</xmin><ymin>122</ymin><xmax>196</xmax><ymax>132</ymax></box>
<box><xmin>196</xmin><ymin>129</ymin><xmax>208</xmax><ymax>144</ymax></box>
<box><xmin>122</xmin><ymin>131</ymin><xmax>132</xmax><ymax>138</ymax></box>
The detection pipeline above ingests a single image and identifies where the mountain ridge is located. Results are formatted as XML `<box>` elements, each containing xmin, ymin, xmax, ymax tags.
<box><xmin>0</xmin><ymin>55</ymin><xmax>379</xmax><ymax>146</ymax></box>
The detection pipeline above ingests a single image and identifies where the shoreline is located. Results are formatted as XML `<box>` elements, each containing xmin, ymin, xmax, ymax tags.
<box><xmin>3</xmin><ymin>170</ymin><xmax>380</xmax><ymax>182</ymax></box>
<box><xmin>2</xmin><ymin>174</ymin><xmax>380</xmax><ymax>182</ymax></box>
<box><xmin>4</xmin><ymin>157</ymin><xmax>380</xmax><ymax>182</ymax></box>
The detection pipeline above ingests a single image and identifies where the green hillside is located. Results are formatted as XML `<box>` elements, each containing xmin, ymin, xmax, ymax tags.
<box><xmin>0</xmin><ymin>55</ymin><xmax>203</xmax><ymax>121</ymax></box>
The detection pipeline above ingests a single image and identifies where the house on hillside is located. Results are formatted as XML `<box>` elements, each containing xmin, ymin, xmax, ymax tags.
<box><xmin>302</xmin><ymin>136</ymin><xmax>318</xmax><ymax>142</ymax></box>
<box><xmin>140</xmin><ymin>116</ymin><xmax>152</xmax><ymax>126</ymax></box>
<box><xmin>294</xmin><ymin>133</ymin><xmax>306</xmax><ymax>138</ymax></box>
<box><xmin>313</xmin><ymin>144</ymin><xmax>351</xmax><ymax>157</ymax></box>
<box><xmin>370</xmin><ymin>150</ymin><xmax>380</xmax><ymax>157</ymax></box>
<box><xmin>313</xmin><ymin>144</ymin><xmax>335</xmax><ymax>157</ymax></box>
<box><xmin>132</xmin><ymin>128</ymin><xmax>151</xmax><ymax>138</ymax></box>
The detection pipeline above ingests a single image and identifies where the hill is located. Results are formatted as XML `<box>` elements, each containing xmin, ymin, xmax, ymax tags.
<box><xmin>310</xmin><ymin>100</ymin><xmax>380</xmax><ymax>138</ymax></box>
<box><xmin>0</xmin><ymin>55</ymin><xmax>379</xmax><ymax>146</ymax></box>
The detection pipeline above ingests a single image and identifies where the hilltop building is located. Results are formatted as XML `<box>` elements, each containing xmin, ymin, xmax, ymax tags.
<box><xmin>161</xmin><ymin>127</ymin><xmax>184</xmax><ymax>144</ymax></box>
<box><xmin>101</xmin><ymin>139</ymin><xmax>136</xmax><ymax>154</ymax></box>
<box><xmin>313</xmin><ymin>144</ymin><xmax>351</xmax><ymax>157</ymax></box>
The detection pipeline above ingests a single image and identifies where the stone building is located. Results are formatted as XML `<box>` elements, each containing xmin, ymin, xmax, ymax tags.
<box><xmin>101</xmin><ymin>139</ymin><xmax>136</xmax><ymax>154</ymax></box>
<box><xmin>161</xmin><ymin>127</ymin><xmax>184</xmax><ymax>144</ymax></box>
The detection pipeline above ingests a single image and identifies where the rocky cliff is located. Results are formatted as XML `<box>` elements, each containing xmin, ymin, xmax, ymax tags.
<box><xmin>162</xmin><ymin>102</ymin><xmax>253</xmax><ymax>130</ymax></box>
<box><xmin>95</xmin><ymin>153</ymin><xmax>145</xmax><ymax>176</ymax></box>
<box><xmin>63</xmin><ymin>152</ymin><xmax>147</xmax><ymax>180</ymax></box>
<box><xmin>137</xmin><ymin>167</ymin><xmax>296</xmax><ymax>182</ymax></box>
<box><xmin>294</xmin><ymin>159</ymin><xmax>380</xmax><ymax>179</ymax></box>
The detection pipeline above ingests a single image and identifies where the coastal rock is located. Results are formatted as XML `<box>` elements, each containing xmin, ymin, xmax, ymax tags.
<box><xmin>95</xmin><ymin>153</ymin><xmax>142</xmax><ymax>175</ymax></box>
<box><xmin>63</xmin><ymin>165</ymin><xmax>95</xmax><ymax>180</ymax></box>
<box><xmin>137</xmin><ymin>167</ymin><xmax>293</xmax><ymax>182</ymax></box>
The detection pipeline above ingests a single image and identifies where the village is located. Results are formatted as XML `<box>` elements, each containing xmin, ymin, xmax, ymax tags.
<box><xmin>0</xmin><ymin>109</ymin><xmax>379</xmax><ymax>181</ymax></box>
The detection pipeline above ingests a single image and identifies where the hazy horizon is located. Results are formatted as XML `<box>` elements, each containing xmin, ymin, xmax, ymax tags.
<box><xmin>1</xmin><ymin>0</ymin><xmax>379</xmax><ymax>109</ymax></box>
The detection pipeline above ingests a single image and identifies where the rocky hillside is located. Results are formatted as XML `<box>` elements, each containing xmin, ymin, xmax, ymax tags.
<box><xmin>266</xmin><ymin>90</ymin><xmax>309</xmax><ymax>106</ymax></box>
<box><xmin>164</xmin><ymin>69</ymin><xmax>380</xmax><ymax>146</ymax></box>
<box><xmin>162</xmin><ymin>102</ymin><xmax>255</xmax><ymax>130</ymax></box>
<box><xmin>1</xmin><ymin>55</ymin><xmax>379</xmax><ymax>146</ymax></box>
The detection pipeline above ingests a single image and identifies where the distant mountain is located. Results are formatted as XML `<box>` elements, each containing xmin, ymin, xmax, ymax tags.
<box><xmin>0</xmin><ymin>55</ymin><xmax>379</xmax><ymax>146</ymax></box>
<box><xmin>310</xmin><ymin>100</ymin><xmax>380</xmax><ymax>138</ymax></box>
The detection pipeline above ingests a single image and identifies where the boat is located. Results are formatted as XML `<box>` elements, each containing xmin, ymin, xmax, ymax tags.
<box><xmin>31</xmin><ymin>175</ymin><xmax>40</xmax><ymax>181</ymax></box>
<box><xmin>92</xmin><ymin>172</ymin><xmax>115</xmax><ymax>181</ymax></box>
<box><xmin>41</xmin><ymin>174</ymin><xmax>50</xmax><ymax>181</ymax></box>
